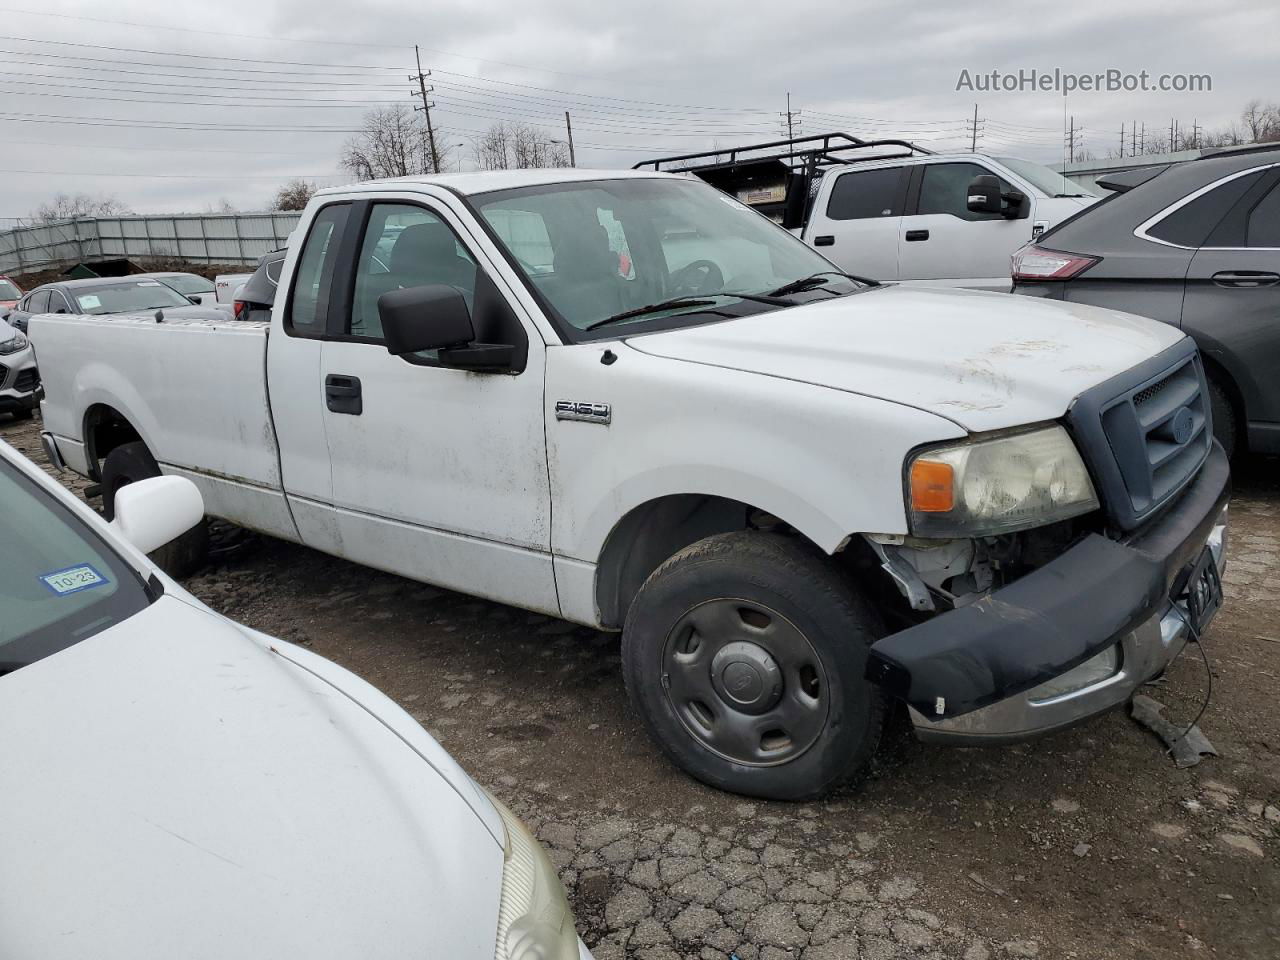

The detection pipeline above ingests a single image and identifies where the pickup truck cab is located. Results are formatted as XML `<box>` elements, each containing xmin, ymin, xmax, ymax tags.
<box><xmin>32</xmin><ymin>168</ymin><xmax>1228</xmax><ymax>800</ymax></box>
<box><xmin>638</xmin><ymin>133</ymin><xmax>1099</xmax><ymax>290</ymax></box>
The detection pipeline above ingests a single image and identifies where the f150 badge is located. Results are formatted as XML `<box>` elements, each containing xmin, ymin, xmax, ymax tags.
<box><xmin>556</xmin><ymin>400</ymin><xmax>611</xmax><ymax>425</ymax></box>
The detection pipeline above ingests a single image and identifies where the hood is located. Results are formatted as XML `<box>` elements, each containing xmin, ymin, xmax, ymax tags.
<box><xmin>0</xmin><ymin>321</ymin><xmax>18</xmax><ymax>344</ymax></box>
<box><xmin>625</xmin><ymin>286</ymin><xmax>1183</xmax><ymax>432</ymax></box>
<box><xmin>0</xmin><ymin>596</ymin><xmax>503</xmax><ymax>960</ymax></box>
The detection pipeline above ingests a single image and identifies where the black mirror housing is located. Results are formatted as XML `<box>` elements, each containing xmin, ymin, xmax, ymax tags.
<box><xmin>188</xmin><ymin>294</ymin><xmax>203</xmax><ymax>305</ymax></box>
<box><xmin>966</xmin><ymin>175</ymin><xmax>1003</xmax><ymax>214</ymax></box>
<box><xmin>378</xmin><ymin>284</ymin><xmax>476</xmax><ymax>356</ymax></box>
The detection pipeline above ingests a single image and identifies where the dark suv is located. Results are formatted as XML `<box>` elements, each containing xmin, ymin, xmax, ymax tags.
<box><xmin>1012</xmin><ymin>145</ymin><xmax>1280</xmax><ymax>457</ymax></box>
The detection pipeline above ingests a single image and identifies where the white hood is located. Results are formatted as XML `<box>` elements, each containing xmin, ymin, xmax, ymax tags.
<box><xmin>626</xmin><ymin>286</ymin><xmax>1184</xmax><ymax>432</ymax></box>
<box><xmin>0</xmin><ymin>595</ymin><xmax>503</xmax><ymax>960</ymax></box>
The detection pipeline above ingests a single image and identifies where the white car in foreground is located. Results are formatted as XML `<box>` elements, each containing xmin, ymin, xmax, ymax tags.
<box><xmin>0</xmin><ymin>439</ymin><xmax>591</xmax><ymax>960</ymax></box>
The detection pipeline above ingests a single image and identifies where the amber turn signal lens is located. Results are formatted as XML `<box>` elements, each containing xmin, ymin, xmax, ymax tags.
<box><xmin>910</xmin><ymin>459</ymin><xmax>954</xmax><ymax>513</ymax></box>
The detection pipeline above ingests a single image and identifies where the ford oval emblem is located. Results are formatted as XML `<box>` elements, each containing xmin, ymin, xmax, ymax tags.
<box><xmin>1170</xmin><ymin>406</ymin><xmax>1195</xmax><ymax>445</ymax></box>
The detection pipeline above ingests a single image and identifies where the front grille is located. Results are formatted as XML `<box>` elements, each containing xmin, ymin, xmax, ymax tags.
<box><xmin>1068</xmin><ymin>339</ymin><xmax>1211</xmax><ymax>531</ymax></box>
<box><xmin>13</xmin><ymin>368</ymin><xmax>38</xmax><ymax>393</ymax></box>
<box><xmin>0</xmin><ymin>363</ymin><xmax>7</xmax><ymax>388</ymax></box>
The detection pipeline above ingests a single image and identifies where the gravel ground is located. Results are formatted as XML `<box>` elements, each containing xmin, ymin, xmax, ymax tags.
<box><xmin>5</xmin><ymin>412</ymin><xmax>1278</xmax><ymax>960</ymax></box>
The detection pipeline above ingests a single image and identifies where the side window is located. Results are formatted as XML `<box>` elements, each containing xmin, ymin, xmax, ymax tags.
<box><xmin>286</xmin><ymin>203</ymin><xmax>350</xmax><ymax>336</ymax></box>
<box><xmin>1246</xmin><ymin>181</ymin><xmax>1280</xmax><ymax>247</ymax></box>
<box><xmin>28</xmin><ymin>290</ymin><xmax>50</xmax><ymax>313</ymax></box>
<box><xmin>917</xmin><ymin>163</ymin><xmax>1014</xmax><ymax>221</ymax></box>
<box><xmin>50</xmin><ymin>292</ymin><xmax>72</xmax><ymax>313</ymax></box>
<box><xmin>350</xmin><ymin>203</ymin><xmax>477</xmax><ymax>344</ymax></box>
<box><xmin>1150</xmin><ymin>172</ymin><xmax>1262</xmax><ymax>247</ymax></box>
<box><xmin>825</xmin><ymin>167</ymin><xmax>904</xmax><ymax>221</ymax></box>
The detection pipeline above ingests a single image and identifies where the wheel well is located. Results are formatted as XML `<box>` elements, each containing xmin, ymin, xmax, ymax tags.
<box><xmin>1201</xmin><ymin>356</ymin><xmax>1245</xmax><ymax>448</ymax></box>
<box><xmin>595</xmin><ymin>495</ymin><xmax>823</xmax><ymax>629</ymax></box>
<box><xmin>83</xmin><ymin>404</ymin><xmax>143</xmax><ymax>482</ymax></box>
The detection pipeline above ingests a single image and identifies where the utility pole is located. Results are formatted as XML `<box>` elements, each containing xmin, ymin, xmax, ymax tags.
<box><xmin>1064</xmin><ymin>115</ymin><xmax>1077</xmax><ymax>165</ymax></box>
<box><xmin>968</xmin><ymin>103</ymin><xmax>984</xmax><ymax>152</ymax></box>
<box><xmin>1119</xmin><ymin>123</ymin><xmax>1125</xmax><ymax>158</ymax></box>
<box><xmin>1170</xmin><ymin>117</ymin><xmax>1176</xmax><ymax>153</ymax></box>
<box><xmin>564</xmin><ymin>111</ymin><xmax>576</xmax><ymax>167</ymax></box>
<box><xmin>1140</xmin><ymin>121</ymin><xmax>1146</xmax><ymax>154</ymax></box>
<box><xmin>780</xmin><ymin>92</ymin><xmax>802</xmax><ymax>164</ymax></box>
<box><xmin>1192</xmin><ymin>118</ymin><xmax>1202</xmax><ymax>151</ymax></box>
<box><xmin>411</xmin><ymin>45</ymin><xmax>440</xmax><ymax>173</ymax></box>
<box><xmin>1131</xmin><ymin>120</ymin><xmax>1137</xmax><ymax>157</ymax></box>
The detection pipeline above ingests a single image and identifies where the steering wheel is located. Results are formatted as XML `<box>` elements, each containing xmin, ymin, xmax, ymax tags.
<box><xmin>669</xmin><ymin>259</ymin><xmax>724</xmax><ymax>296</ymax></box>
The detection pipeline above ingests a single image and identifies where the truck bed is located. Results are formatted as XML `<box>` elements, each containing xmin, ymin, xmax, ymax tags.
<box><xmin>32</xmin><ymin>312</ymin><xmax>294</xmax><ymax>537</ymax></box>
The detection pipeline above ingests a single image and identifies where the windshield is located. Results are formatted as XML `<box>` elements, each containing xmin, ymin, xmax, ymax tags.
<box><xmin>72</xmin><ymin>280</ymin><xmax>194</xmax><ymax>314</ymax></box>
<box><xmin>995</xmin><ymin>157</ymin><xmax>1100</xmax><ymax>198</ymax></box>
<box><xmin>0</xmin><ymin>279</ymin><xmax>19</xmax><ymax>300</ymax></box>
<box><xmin>473</xmin><ymin>177</ymin><xmax>864</xmax><ymax>336</ymax></box>
<box><xmin>158</xmin><ymin>275</ymin><xmax>214</xmax><ymax>296</ymax></box>
<box><xmin>0</xmin><ymin>456</ymin><xmax>150</xmax><ymax>674</ymax></box>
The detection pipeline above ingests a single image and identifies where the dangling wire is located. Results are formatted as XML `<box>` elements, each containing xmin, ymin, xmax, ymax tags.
<box><xmin>1167</xmin><ymin>603</ymin><xmax>1214</xmax><ymax>753</ymax></box>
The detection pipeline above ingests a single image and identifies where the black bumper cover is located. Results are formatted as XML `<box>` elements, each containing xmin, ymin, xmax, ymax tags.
<box><xmin>865</xmin><ymin>442</ymin><xmax>1230</xmax><ymax>720</ymax></box>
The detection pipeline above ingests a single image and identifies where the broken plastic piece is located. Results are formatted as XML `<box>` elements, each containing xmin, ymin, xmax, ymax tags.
<box><xmin>1130</xmin><ymin>694</ymin><xmax>1218</xmax><ymax>768</ymax></box>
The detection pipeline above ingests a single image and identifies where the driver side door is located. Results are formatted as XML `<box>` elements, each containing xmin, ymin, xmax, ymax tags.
<box><xmin>316</xmin><ymin>196</ymin><xmax>559</xmax><ymax>614</ymax></box>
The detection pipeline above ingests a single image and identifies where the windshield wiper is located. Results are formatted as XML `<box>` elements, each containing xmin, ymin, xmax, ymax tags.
<box><xmin>584</xmin><ymin>296</ymin><xmax>725</xmax><ymax>331</ymax></box>
<box><xmin>766</xmin><ymin>271</ymin><xmax>877</xmax><ymax>298</ymax></box>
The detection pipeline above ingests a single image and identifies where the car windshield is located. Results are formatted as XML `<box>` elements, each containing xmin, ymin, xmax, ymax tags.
<box><xmin>0</xmin><ymin>456</ymin><xmax>151</xmax><ymax>674</ymax></box>
<box><xmin>72</xmin><ymin>280</ymin><xmax>193</xmax><ymax>314</ymax></box>
<box><xmin>473</xmin><ymin>177</ymin><xmax>865</xmax><ymax>336</ymax></box>
<box><xmin>158</xmin><ymin>275</ymin><xmax>214</xmax><ymax>296</ymax></box>
<box><xmin>0</xmin><ymin>279</ymin><xmax>19</xmax><ymax>299</ymax></box>
<box><xmin>995</xmin><ymin>157</ymin><xmax>1100</xmax><ymax>198</ymax></box>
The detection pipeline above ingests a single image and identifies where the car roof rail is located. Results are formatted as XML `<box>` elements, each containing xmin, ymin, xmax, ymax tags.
<box><xmin>633</xmin><ymin>131</ymin><xmax>935</xmax><ymax>173</ymax></box>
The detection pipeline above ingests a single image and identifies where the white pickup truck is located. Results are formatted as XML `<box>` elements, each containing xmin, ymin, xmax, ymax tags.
<box><xmin>32</xmin><ymin>168</ymin><xmax>1229</xmax><ymax>800</ymax></box>
<box><xmin>638</xmin><ymin>133</ymin><xmax>1100</xmax><ymax>290</ymax></box>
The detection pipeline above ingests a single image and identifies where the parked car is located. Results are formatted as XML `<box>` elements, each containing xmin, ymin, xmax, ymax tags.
<box><xmin>31</xmin><ymin>169</ymin><xmax>1228</xmax><ymax>800</ymax></box>
<box><xmin>231</xmin><ymin>248</ymin><xmax>286</xmax><ymax>322</ymax></box>
<box><xmin>0</xmin><ymin>321</ymin><xmax>38</xmax><ymax>419</ymax></box>
<box><xmin>1012</xmin><ymin>144</ymin><xmax>1280</xmax><ymax>458</ymax></box>
<box><xmin>5</xmin><ymin>277</ymin><xmax>226</xmax><ymax>332</ymax></box>
<box><xmin>135</xmin><ymin>271</ymin><xmax>219</xmax><ymax>306</ymax></box>
<box><xmin>0</xmin><ymin>275</ymin><xmax>22</xmax><ymax>311</ymax></box>
<box><xmin>0</xmin><ymin>438</ymin><xmax>593</xmax><ymax>960</ymax></box>
<box><xmin>214</xmin><ymin>270</ymin><xmax>253</xmax><ymax>306</ymax></box>
<box><xmin>637</xmin><ymin>132</ymin><xmax>1099</xmax><ymax>290</ymax></box>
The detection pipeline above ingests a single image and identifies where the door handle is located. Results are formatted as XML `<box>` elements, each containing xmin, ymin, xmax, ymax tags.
<box><xmin>1212</xmin><ymin>270</ymin><xmax>1280</xmax><ymax>288</ymax></box>
<box><xmin>813</xmin><ymin>235</ymin><xmax>835</xmax><ymax>247</ymax></box>
<box><xmin>904</xmin><ymin>229</ymin><xmax>930</xmax><ymax>242</ymax></box>
<box><xmin>325</xmin><ymin>374</ymin><xmax>362</xmax><ymax>415</ymax></box>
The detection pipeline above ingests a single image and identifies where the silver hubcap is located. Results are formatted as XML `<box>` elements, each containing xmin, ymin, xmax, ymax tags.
<box><xmin>662</xmin><ymin>598</ymin><xmax>828</xmax><ymax>767</ymax></box>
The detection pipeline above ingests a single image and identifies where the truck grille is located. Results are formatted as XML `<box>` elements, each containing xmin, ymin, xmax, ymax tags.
<box><xmin>13</xmin><ymin>368</ymin><xmax>38</xmax><ymax>393</ymax></box>
<box><xmin>1068</xmin><ymin>339</ymin><xmax>1211</xmax><ymax>532</ymax></box>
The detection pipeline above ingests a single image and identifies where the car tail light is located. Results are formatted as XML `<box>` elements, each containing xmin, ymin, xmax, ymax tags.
<box><xmin>233</xmin><ymin>299</ymin><xmax>247</xmax><ymax>321</ymax></box>
<box><xmin>1011</xmin><ymin>245</ymin><xmax>1100</xmax><ymax>281</ymax></box>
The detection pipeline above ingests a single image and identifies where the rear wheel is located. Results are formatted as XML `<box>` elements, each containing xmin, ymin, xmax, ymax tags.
<box><xmin>101</xmin><ymin>441</ymin><xmax>208</xmax><ymax>578</ymax></box>
<box><xmin>1207</xmin><ymin>377</ymin><xmax>1238</xmax><ymax>459</ymax></box>
<box><xmin>621</xmin><ymin>531</ymin><xmax>887</xmax><ymax>801</ymax></box>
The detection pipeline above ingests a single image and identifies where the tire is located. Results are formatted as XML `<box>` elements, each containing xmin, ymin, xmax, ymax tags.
<box><xmin>100</xmin><ymin>441</ymin><xmax>208</xmax><ymax>578</ymax></box>
<box><xmin>11</xmin><ymin>407</ymin><xmax>34</xmax><ymax>421</ymax></box>
<box><xmin>1207</xmin><ymin>377</ymin><xmax>1237</xmax><ymax>460</ymax></box>
<box><xmin>621</xmin><ymin>531</ymin><xmax>887</xmax><ymax>801</ymax></box>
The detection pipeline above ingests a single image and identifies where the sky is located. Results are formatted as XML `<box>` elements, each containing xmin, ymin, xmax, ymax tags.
<box><xmin>0</xmin><ymin>0</ymin><xmax>1274</xmax><ymax>219</ymax></box>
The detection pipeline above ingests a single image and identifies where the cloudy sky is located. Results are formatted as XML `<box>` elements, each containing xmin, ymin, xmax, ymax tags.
<box><xmin>0</xmin><ymin>0</ymin><xmax>1273</xmax><ymax>219</ymax></box>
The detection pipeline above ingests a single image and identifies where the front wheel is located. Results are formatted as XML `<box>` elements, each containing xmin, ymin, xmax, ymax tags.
<box><xmin>1207</xmin><ymin>377</ymin><xmax>1238</xmax><ymax>460</ymax></box>
<box><xmin>101</xmin><ymin>441</ymin><xmax>208</xmax><ymax>578</ymax></box>
<box><xmin>621</xmin><ymin>531</ymin><xmax>887</xmax><ymax>801</ymax></box>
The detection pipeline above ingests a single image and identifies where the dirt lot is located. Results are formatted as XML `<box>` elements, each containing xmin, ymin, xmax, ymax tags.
<box><xmin>5</xmin><ymin>412</ymin><xmax>1277</xmax><ymax>960</ymax></box>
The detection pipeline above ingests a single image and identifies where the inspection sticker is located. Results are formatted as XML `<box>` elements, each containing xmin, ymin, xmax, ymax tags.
<box><xmin>39</xmin><ymin>563</ymin><xmax>109</xmax><ymax>596</ymax></box>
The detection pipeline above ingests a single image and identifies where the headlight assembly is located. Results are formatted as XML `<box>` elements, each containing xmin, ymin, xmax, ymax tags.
<box><xmin>907</xmin><ymin>424</ymin><xmax>1098</xmax><ymax>538</ymax></box>
<box><xmin>487</xmin><ymin>792</ymin><xmax>581</xmax><ymax>960</ymax></box>
<box><xmin>0</xmin><ymin>330</ymin><xmax>28</xmax><ymax>355</ymax></box>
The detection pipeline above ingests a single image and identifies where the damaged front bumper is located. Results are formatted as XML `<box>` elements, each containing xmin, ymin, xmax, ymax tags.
<box><xmin>865</xmin><ymin>441</ymin><xmax>1230</xmax><ymax>745</ymax></box>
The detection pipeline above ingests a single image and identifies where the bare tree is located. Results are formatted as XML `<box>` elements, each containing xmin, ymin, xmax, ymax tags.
<box><xmin>341</xmin><ymin>104</ymin><xmax>452</xmax><ymax>180</ymax></box>
<box><xmin>1241</xmin><ymin>100</ymin><xmax>1280</xmax><ymax>143</ymax></box>
<box><xmin>30</xmin><ymin>192</ymin><xmax>131</xmax><ymax>223</ymax></box>
<box><xmin>271</xmin><ymin>179</ymin><xmax>318</xmax><ymax>211</ymax></box>
<box><xmin>471</xmin><ymin>122</ymin><xmax>571</xmax><ymax>171</ymax></box>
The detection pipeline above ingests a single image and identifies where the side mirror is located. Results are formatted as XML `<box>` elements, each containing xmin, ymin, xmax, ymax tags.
<box><xmin>379</xmin><ymin>284</ymin><xmax>475</xmax><ymax>355</ymax></box>
<box><xmin>966</xmin><ymin>175</ymin><xmax>1004</xmax><ymax>214</ymax></box>
<box><xmin>109</xmin><ymin>476</ymin><xmax>204</xmax><ymax>555</ymax></box>
<box><xmin>188</xmin><ymin>294</ymin><xmax>203</xmax><ymax>305</ymax></box>
<box><xmin>379</xmin><ymin>284</ymin><xmax>517</xmax><ymax>371</ymax></box>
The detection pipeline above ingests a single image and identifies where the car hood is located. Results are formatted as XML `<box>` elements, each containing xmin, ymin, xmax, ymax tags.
<box><xmin>0</xmin><ymin>595</ymin><xmax>503</xmax><ymax>960</ymax></box>
<box><xmin>624</xmin><ymin>285</ymin><xmax>1184</xmax><ymax>432</ymax></box>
